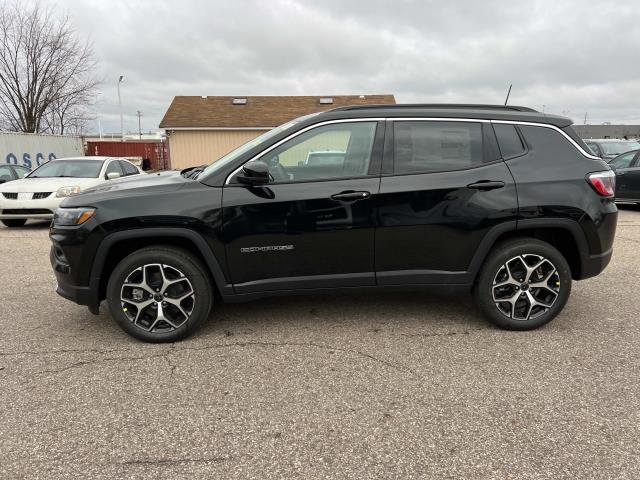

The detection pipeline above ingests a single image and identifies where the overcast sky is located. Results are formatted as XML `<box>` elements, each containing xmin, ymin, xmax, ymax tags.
<box><xmin>53</xmin><ymin>0</ymin><xmax>640</xmax><ymax>134</ymax></box>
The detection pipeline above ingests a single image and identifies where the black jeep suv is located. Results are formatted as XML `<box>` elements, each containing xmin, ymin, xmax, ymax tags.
<box><xmin>50</xmin><ymin>104</ymin><xmax>617</xmax><ymax>342</ymax></box>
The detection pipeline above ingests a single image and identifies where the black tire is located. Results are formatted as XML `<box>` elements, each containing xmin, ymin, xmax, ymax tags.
<box><xmin>473</xmin><ymin>238</ymin><xmax>572</xmax><ymax>330</ymax></box>
<box><xmin>2</xmin><ymin>219</ymin><xmax>27</xmax><ymax>227</ymax></box>
<box><xmin>106</xmin><ymin>246</ymin><xmax>213</xmax><ymax>342</ymax></box>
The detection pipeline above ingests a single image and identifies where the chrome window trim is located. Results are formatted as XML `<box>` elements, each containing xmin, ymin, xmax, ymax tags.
<box><xmin>225</xmin><ymin>118</ymin><xmax>383</xmax><ymax>184</ymax></box>
<box><xmin>224</xmin><ymin>116</ymin><xmax>599</xmax><ymax>184</ymax></box>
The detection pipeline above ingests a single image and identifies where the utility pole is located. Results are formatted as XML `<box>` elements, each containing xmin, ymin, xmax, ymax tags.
<box><xmin>584</xmin><ymin>112</ymin><xmax>588</xmax><ymax>125</ymax></box>
<box><xmin>504</xmin><ymin>84</ymin><xmax>512</xmax><ymax>105</ymax></box>
<box><xmin>117</xmin><ymin>75</ymin><xmax>125</xmax><ymax>142</ymax></box>
<box><xmin>136</xmin><ymin>110</ymin><xmax>143</xmax><ymax>140</ymax></box>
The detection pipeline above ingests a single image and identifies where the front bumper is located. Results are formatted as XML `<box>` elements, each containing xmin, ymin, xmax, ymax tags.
<box><xmin>50</xmin><ymin>244</ymin><xmax>100</xmax><ymax>308</ymax></box>
<box><xmin>0</xmin><ymin>196</ymin><xmax>62</xmax><ymax>219</ymax></box>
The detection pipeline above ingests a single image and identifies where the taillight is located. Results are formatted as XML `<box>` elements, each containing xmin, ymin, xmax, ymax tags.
<box><xmin>587</xmin><ymin>171</ymin><xmax>616</xmax><ymax>197</ymax></box>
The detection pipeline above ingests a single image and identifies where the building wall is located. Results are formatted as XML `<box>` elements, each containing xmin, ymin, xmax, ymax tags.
<box><xmin>574</xmin><ymin>125</ymin><xmax>640</xmax><ymax>140</ymax></box>
<box><xmin>167</xmin><ymin>129</ymin><xmax>269</xmax><ymax>169</ymax></box>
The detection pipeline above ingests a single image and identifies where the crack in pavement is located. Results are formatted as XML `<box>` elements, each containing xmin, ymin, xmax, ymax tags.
<box><xmin>399</xmin><ymin>327</ymin><xmax>487</xmax><ymax>338</ymax></box>
<box><xmin>165</xmin><ymin>342</ymin><xmax>177</xmax><ymax>384</ymax></box>
<box><xmin>12</xmin><ymin>340</ymin><xmax>416</xmax><ymax>377</ymax></box>
<box><xmin>0</xmin><ymin>347</ymin><xmax>133</xmax><ymax>357</ymax></box>
<box><xmin>180</xmin><ymin>341</ymin><xmax>415</xmax><ymax>375</ymax></box>
<box><xmin>119</xmin><ymin>456</ymin><xmax>232</xmax><ymax>467</ymax></box>
<box><xmin>34</xmin><ymin>352</ymin><xmax>172</xmax><ymax>376</ymax></box>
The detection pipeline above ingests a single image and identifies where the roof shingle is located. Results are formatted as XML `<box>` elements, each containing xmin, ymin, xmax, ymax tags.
<box><xmin>159</xmin><ymin>94</ymin><xmax>396</xmax><ymax>129</ymax></box>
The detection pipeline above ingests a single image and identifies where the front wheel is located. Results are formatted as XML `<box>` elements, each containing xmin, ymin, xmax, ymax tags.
<box><xmin>106</xmin><ymin>246</ymin><xmax>213</xmax><ymax>342</ymax></box>
<box><xmin>2</xmin><ymin>219</ymin><xmax>27</xmax><ymax>227</ymax></box>
<box><xmin>474</xmin><ymin>238</ymin><xmax>572</xmax><ymax>330</ymax></box>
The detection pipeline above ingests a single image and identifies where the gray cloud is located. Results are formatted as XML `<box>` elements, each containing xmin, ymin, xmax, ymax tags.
<box><xmin>54</xmin><ymin>0</ymin><xmax>640</xmax><ymax>133</ymax></box>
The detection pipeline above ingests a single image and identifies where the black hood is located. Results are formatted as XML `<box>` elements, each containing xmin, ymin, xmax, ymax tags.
<box><xmin>61</xmin><ymin>171</ymin><xmax>190</xmax><ymax>207</ymax></box>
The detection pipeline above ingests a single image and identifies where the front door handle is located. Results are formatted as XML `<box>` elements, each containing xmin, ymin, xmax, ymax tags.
<box><xmin>467</xmin><ymin>180</ymin><xmax>505</xmax><ymax>191</ymax></box>
<box><xmin>330</xmin><ymin>191</ymin><xmax>371</xmax><ymax>202</ymax></box>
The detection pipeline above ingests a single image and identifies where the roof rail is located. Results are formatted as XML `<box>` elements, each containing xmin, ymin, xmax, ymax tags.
<box><xmin>332</xmin><ymin>104</ymin><xmax>538</xmax><ymax>113</ymax></box>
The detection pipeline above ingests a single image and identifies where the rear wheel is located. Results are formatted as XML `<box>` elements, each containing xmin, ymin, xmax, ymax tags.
<box><xmin>2</xmin><ymin>219</ymin><xmax>27</xmax><ymax>227</ymax></box>
<box><xmin>474</xmin><ymin>238</ymin><xmax>572</xmax><ymax>330</ymax></box>
<box><xmin>106</xmin><ymin>246</ymin><xmax>213</xmax><ymax>342</ymax></box>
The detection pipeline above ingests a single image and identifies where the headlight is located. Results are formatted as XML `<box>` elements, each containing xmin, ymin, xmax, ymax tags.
<box><xmin>53</xmin><ymin>207</ymin><xmax>96</xmax><ymax>226</ymax></box>
<box><xmin>56</xmin><ymin>186</ymin><xmax>81</xmax><ymax>198</ymax></box>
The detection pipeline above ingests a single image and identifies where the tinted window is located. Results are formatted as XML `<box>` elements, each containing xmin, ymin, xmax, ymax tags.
<box><xmin>493</xmin><ymin>124</ymin><xmax>526</xmax><ymax>158</ymax></box>
<box><xmin>14</xmin><ymin>166</ymin><xmax>30</xmax><ymax>178</ymax></box>
<box><xmin>393</xmin><ymin>121</ymin><xmax>483</xmax><ymax>173</ymax></box>
<box><xmin>120</xmin><ymin>161</ymin><xmax>139</xmax><ymax>176</ymax></box>
<box><xmin>29</xmin><ymin>160</ymin><xmax>103</xmax><ymax>178</ymax></box>
<box><xmin>610</xmin><ymin>151</ymin><xmax>637</xmax><ymax>169</ymax></box>
<box><xmin>260</xmin><ymin>122</ymin><xmax>377</xmax><ymax>182</ymax></box>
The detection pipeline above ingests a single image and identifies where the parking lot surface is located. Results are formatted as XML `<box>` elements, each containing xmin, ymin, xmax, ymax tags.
<box><xmin>1</xmin><ymin>208</ymin><xmax>640</xmax><ymax>479</ymax></box>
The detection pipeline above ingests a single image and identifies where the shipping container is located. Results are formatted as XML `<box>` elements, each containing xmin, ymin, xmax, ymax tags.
<box><xmin>0</xmin><ymin>132</ymin><xmax>83</xmax><ymax>170</ymax></box>
<box><xmin>86</xmin><ymin>141</ymin><xmax>170</xmax><ymax>171</ymax></box>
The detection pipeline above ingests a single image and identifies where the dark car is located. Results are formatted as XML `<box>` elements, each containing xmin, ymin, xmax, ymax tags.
<box><xmin>608</xmin><ymin>149</ymin><xmax>640</xmax><ymax>204</ymax></box>
<box><xmin>0</xmin><ymin>164</ymin><xmax>31</xmax><ymax>184</ymax></box>
<box><xmin>584</xmin><ymin>139</ymin><xmax>640</xmax><ymax>161</ymax></box>
<box><xmin>49</xmin><ymin>104</ymin><xmax>617</xmax><ymax>342</ymax></box>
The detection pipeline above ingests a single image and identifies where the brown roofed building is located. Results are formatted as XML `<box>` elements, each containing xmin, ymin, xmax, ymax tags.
<box><xmin>160</xmin><ymin>94</ymin><xmax>395</xmax><ymax>169</ymax></box>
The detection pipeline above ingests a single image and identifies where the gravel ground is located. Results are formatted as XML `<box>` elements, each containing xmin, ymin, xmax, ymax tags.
<box><xmin>1</xmin><ymin>207</ymin><xmax>639</xmax><ymax>479</ymax></box>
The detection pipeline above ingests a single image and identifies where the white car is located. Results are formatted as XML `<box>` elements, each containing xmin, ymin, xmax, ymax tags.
<box><xmin>0</xmin><ymin>156</ymin><xmax>143</xmax><ymax>227</ymax></box>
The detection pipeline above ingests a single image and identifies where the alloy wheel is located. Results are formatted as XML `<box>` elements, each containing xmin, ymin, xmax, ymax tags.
<box><xmin>120</xmin><ymin>263</ymin><xmax>195</xmax><ymax>333</ymax></box>
<box><xmin>492</xmin><ymin>254</ymin><xmax>560</xmax><ymax>321</ymax></box>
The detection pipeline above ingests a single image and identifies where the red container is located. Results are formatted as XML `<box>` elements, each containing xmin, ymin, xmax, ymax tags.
<box><xmin>86</xmin><ymin>141</ymin><xmax>170</xmax><ymax>171</ymax></box>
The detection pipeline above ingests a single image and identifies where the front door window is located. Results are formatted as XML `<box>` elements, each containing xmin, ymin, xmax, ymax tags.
<box><xmin>259</xmin><ymin>122</ymin><xmax>377</xmax><ymax>183</ymax></box>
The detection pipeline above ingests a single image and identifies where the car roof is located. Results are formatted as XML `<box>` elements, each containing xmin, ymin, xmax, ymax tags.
<box><xmin>319</xmin><ymin>103</ymin><xmax>574</xmax><ymax>128</ymax></box>
<box><xmin>54</xmin><ymin>156</ymin><xmax>111</xmax><ymax>161</ymax></box>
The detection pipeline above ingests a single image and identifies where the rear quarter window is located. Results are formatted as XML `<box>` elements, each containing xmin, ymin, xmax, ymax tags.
<box><xmin>518</xmin><ymin>125</ymin><xmax>585</xmax><ymax>161</ymax></box>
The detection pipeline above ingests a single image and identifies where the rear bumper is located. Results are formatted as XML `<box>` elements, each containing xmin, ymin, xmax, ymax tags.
<box><xmin>579</xmin><ymin>246</ymin><xmax>613</xmax><ymax>280</ymax></box>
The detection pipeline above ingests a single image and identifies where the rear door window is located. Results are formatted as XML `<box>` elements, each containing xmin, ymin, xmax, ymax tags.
<box><xmin>493</xmin><ymin>124</ymin><xmax>526</xmax><ymax>158</ymax></box>
<box><xmin>393</xmin><ymin>121</ymin><xmax>484</xmax><ymax>174</ymax></box>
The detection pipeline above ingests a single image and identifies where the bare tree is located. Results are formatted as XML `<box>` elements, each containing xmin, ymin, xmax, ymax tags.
<box><xmin>0</xmin><ymin>1</ymin><xmax>99</xmax><ymax>134</ymax></box>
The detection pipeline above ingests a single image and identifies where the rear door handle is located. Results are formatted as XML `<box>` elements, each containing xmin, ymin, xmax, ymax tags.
<box><xmin>467</xmin><ymin>180</ymin><xmax>505</xmax><ymax>191</ymax></box>
<box><xmin>330</xmin><ymin>191</ymin><xmax>371</xmax><ymax>202</ymax></box>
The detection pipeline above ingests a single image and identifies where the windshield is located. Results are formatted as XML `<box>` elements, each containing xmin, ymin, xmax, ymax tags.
<box><xmin>28</xmin><ymin>160</ymin><xmax>104</xmax><ymax>178</ymax></box>
<box><xmin>600</xmin><ymin>142</ymin><xmax>640</xmax><ymax>155</ymax></box>
<box><xmin>199</xmin><ymin>113</ymin><xmax>320</xmax><ymax>177</ymax></box>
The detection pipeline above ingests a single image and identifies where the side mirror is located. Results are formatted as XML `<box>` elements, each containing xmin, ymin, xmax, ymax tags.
<box><xmin>0</xmin><ymin>178</ymin><xmax>7</xmax><ymax>184</ymax></box>
<box><xmin>106</xmin><ymin>172</ymin><xmax>121</xmax><ymax>180</ymax></box>
<box><xmin>237</xmin><ymin>161</ymin><xmax>270</xmax><ymax>185</ymax></box>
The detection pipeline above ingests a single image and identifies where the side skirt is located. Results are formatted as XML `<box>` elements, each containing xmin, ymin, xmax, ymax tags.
<box><xmin>220</xmin><ymin>282</ymin><xmax>473</xmax><ymax>303</ymax></box>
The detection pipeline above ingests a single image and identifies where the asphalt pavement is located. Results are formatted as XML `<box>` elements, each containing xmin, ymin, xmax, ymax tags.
<box><xmin>1</xmin><ymin>207</ymin><xmax>640</xmax><ymax>479</ymax></box>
